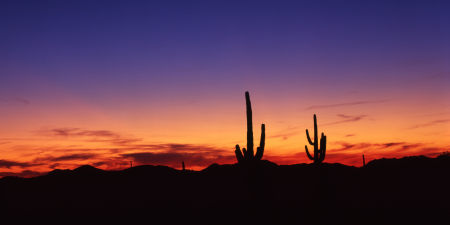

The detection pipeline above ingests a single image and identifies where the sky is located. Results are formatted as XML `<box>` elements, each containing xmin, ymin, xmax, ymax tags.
<box><xmin>1</xmin><ymin>0</ymin><xmax>449</xmax><ymax>177</ymax></box>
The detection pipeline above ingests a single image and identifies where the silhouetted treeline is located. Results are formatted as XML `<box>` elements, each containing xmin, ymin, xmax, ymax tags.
<box><xmin>1</xmin><ymin>155</ymin><xmax>450</xmax><ymax>224</ymax></box>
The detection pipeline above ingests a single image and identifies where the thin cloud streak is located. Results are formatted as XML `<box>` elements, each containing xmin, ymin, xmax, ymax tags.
<box><xmin>373</xmin><ymin>142</ymin><xmax>405</xmax><ymax>148</ymax></box>
<box><xmin>50</xmin><ymin>153</ymin><xmax>98</xmax><ymax>162</ymax></box>
<box><xmin>38</xmin><ymin>128</ymin><xmax>142</xmax><ymax>145</ymax></box>
<box><xmin>49</xmin><ymin>163</ymin><xmax>60</xmax><ymax>169</ymax></box>
<box><xmin>305</xmin><ymin>100</ymin><xmax>388</xmax><ymax>110</ymax></box>
<box><xmin>1</xmin><ymin>97</ymin><xmax>30</xmax><ymax>105</ymax></box>
<box><xmin>329</xmin><ymin>141</ymin><xmax>424</xmax><ymax>153</ymax></box>
<box><xmin>407</xmin><ymin>119</ymin><xmax>450</xmax><ymax>129</ymax></box>
<box><xmin>0</xmin><ymin>160</ymin><xmax>43</xmax><ymax>169</ymax></box>
<box><xmin>322</xmin><ymin>114</ymin><xmax>367</xmax><ymax>126</ymax></box>
<box><xmin>268</xmin><ymin>126</ymin><xmax>301</xmax><ymax>141</ymax></box>
<box><xmin>329</xmin><ymin>142</ymin><xmax>373</xmax><ymax>152</ymax></box>
<box><xmin>118</xmin><ymin>143</ymin><xmax>230</xmax><ymax>154</ymax></box>
<box><xmin>396</xmin><ymin>144</ymin><xmax>423</xmax><ymax>152</ymax></box>
<box><xmin>42</xmin><ymin>128</ymin><xmax>120</xmax><ymax>138</ymax></box>
<box><xmin>34</xmin><ymin>153</ymin><xmax>98</xmax><ymax>163</ymax></box>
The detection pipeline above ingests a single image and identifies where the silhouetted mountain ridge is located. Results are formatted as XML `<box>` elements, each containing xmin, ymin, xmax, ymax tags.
<box><xmin>73</xmin><ymin>164</ymin><xmax>103</xmax><ymax>172</ymax></box>
<box><xmin>1</xmin><ymin>155</ymin><xmax>449</xmax><ymax>224</ymax></box>
<box><xmin>365</xmin><ymin>155</ymin><xmax>450</xmax><ymax>169</ymax></box>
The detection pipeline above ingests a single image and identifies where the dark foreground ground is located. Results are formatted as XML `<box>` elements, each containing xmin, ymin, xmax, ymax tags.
<box><xmin>1</xmin><ymin>155</ymin><xmax>450</xmax><ymax>224</ymax></box>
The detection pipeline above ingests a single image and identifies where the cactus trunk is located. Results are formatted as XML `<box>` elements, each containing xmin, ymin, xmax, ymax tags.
<box><xmin>246</xmin><ymin>92</ymin><xmax>254</xmax><ymax>158</ymax></box>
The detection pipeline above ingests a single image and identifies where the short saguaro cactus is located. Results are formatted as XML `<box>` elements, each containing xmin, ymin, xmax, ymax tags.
<box><xmin>305</xmin><ymin>114</ymin><xmax>327</xmax><ymax>164</ymax></box>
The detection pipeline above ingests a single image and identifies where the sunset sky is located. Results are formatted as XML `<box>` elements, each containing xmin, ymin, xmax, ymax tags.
<box><xmin>1</xmin><ymin>0</ymin><xmax>449</xmax><ymax>177</ymax></box>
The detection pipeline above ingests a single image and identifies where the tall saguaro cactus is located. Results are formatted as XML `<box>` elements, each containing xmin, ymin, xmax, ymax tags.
<box><xmin>305</xmin><ymin>114</ymin><xmax>327</xmax><ymax>164</ymax></box>
<box><xmin>235</xmin><ymin>92</ymin><xmax>265</xmax><ymax>163</ymax></box>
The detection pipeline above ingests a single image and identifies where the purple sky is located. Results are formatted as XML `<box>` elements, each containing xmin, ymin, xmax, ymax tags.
<box><xmin>2</xmin><ymin>0</ymin><xmax>448</xmax><ymax>98</ymax></box>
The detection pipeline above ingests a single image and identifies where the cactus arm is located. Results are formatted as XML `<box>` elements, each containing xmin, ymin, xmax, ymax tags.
<box><xmin>304</xmin><ymin>114</ymin><xmax>327</xmax><ymax>164</ymax></box>
<box><xmin>319</xmin><ymin>133</ymin><xmax>325</xmax><ymax>154</ymax></box>
<box><xmin>255</xmin><ymin>147</ymin><xmax>262</xmax><ymax>160</ymax></box>
<box><xmin>305</xmin><ymin>145</ymin><xmax>314</xmax><ymax>160</ymax></box>
<box><xmin>242</xmin><ymin>148</ymin><xmax>248</xmax><ymax>158</ymax></box>
<box><xmin>245</xmin><ymin>92</ymin><xmax>254</xmax><ymax>157</ymax></box>
<box><xmin>306</xmin><ymin>129</ymin><xmax>314</xmax><ymax>145</ymax></box>
<box><xmin>319</xmin><ymin>134</ymin><xmax>327</xmax><ymax>162</ymax></box>
<box><xmin>260</xmin><ymin>124</ymin><xmax>265</xmax><ymax>151</ymax></box>
<box><xmin>255</xmin><ymin>124</ymin><xmax>265</xmax><ymax>160</ymax></box>
<box><xmin>235</xmin><ymin>145</ymin><xmax>244</xmax><ymax>163</ymax></box>
<box><xmin>313</xmin><ymin>114</ymin><xmax>318</xmax><ymax>145</ymax></box>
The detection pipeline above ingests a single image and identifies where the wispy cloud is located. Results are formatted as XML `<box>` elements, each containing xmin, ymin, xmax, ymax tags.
<box><xmin>422</xmin><ymin>112</ymin><xmax>450</xmax><ymax>117</ymax></box>
<box><xmin>0</xmin><ymin>160</ymin><xmax>42</xmax><ymax>169</ymax></box>
<box><xmin>329</xmin><ymin>142</ymin><xmax>373</xmax><ymax>152</ymax></box>
<box><xmin>49</xmin><ymin>163</ymin><xmax>60</xmax><ymax>169</ymax></box>
<box><xmin>35</xmin><ymin>153</ymin><xmax>98</xmax><ymax>162</ymax></box>
<box><xmin>330</xmin><ymin>141</ymin><xmax>424</xmax><ymax>153</ymax></box>
<box><xmin>322</xmin><ymin>114</ymin><xmax>367</xmax><ymax>126</ymax></box>
<box><xmin>373</xmin><ymin>142</ymin><xmax>405</xmax><ymax>148</ymax></box>
<box><xmin>38</xmin><ymin>128</ymin><xmax>141</xmax><ymax>145</ymax></box>
<box><xmin>268</xmin><ymin>126</ymin><xmax>300</xmax><ymax>140</ymax></box>
<box><xmin>112</xmin><ymin>143</ymin><xmax>230</xmax><ymax>154</ymax></box>
<box><xmin>305</xmin><ymin>100</ymin><xmax>387</xmax><ymax>110</ymax></box>
<box><xmin>1</xmin><ymin>97</ymin><xmax>30</xmax><ymax>105</ymax></box>
<box><xmin>407</xmin><ymin>119</ymin><xmax>450</xmax><ymax>129</ymax></box>
<box><xmin>396</xmin><ymin>144</ymin><xmax>424</xmax><ymax>152</ymax></box>
<box><xmin>50</xmin><ymin>153</ymin><xmax>98</xmax><ymax>161</ymax></box>
<box><xmin>49</xmin><ymin>128</ymin><xmax>116</xmax><ymax>137</ymax></box>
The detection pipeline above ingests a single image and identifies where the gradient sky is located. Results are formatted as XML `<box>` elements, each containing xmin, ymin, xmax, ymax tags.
<box><xmin>1</xmin><ymin>0</ymin><xmax>449</xmax><ymax>177</ymax></box>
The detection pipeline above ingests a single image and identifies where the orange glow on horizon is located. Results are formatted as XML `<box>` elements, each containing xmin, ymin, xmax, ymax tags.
<box><xmin>1</xmin><ymin>88</ymin><xmax>449</xmax><ymax>178</ymax></box>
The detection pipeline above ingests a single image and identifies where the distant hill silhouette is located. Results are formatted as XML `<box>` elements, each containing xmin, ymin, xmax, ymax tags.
<box><xmin>366</xmin><ymin>155</ymin><xmax>450</xmax><ymax>168</ymax></box>
<box><xmin>1</xmin><ymin>155</ymin><xmax>450</xmax><ymax>224</ymax></box>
